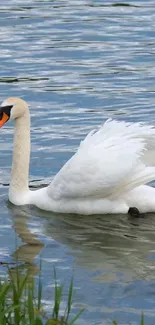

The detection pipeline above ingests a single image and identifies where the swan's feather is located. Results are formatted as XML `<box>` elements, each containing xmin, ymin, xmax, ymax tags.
<box><xmin>48</xmin><ymin>119</ymin><xmax>155</xmax><ymax>200</ymax></box>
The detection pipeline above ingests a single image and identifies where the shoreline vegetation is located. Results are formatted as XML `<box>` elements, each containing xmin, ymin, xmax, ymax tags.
<box><xmin>0</xmin><ymin>265</ymin><xmax>84</xmax><ymax>325</ymax></box>
<box><xmin>0</xmin><ymin>265</ymin><xmax>145</xmax><ymax>325</ymax></box>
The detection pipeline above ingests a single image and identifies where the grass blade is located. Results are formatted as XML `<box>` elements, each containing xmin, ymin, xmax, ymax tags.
<box><xmin>69</xmin><ymin>309</ymin><xmax>84</xmax><ymax>325</ymax></box>
<box><xmin>37</xmin><ymin>272</ymin><xmax>42</xmax><ymax>312</ymax></box>
<box><xmin>52</xmin><ymin>268</ymin><xmax>63</xmax><ymax>320</ymax></box>
<box><xmin>66</xmin><ymin>276</ymin><xmax>73</xmax><ymax>322</ymax></box>
<box><xmin>141</xmin><ymin>313</ymin><xmax>144</xmax><ymax>325</ymax></box>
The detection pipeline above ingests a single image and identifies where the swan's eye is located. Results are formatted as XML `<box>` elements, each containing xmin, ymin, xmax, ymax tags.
<box><xmin>0</xmin><ymin>105</ymin><xmax>13</xmax><ymax>128</ymax></box>
<box><xmin>0</xmin><ymin>105</ymin><xmax>13</xmax><ymax>119</ymax></box>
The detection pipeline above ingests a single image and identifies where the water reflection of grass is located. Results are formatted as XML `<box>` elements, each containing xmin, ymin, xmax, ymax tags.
<box><xmin>0</xmin><ymin>266</ymin><xmax>84</xmax><ymax>325</ymax></box>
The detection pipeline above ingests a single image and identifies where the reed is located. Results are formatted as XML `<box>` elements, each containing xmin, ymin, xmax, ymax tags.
<box><xmin>0</xmin><ymin>266</ymin><xmax>84</xmax><ymax>325</ymax></box>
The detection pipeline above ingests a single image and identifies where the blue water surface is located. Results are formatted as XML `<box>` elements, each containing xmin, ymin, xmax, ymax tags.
<box><xmin>0</xmin><ymin>1</ymin><xmax>155</xmax><ymax>324</ymax></box>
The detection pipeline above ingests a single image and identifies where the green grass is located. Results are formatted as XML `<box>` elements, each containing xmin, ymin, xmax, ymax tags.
<box><xmin>0</xmin><ymin>266</ymin><xmax>84</xmax><ymax>325</ymax></box>
<box><xmin>113</xmin><ymin>314</ymin><xmax>145</xmax><ymax>325</ymax></box>
<box><xmin>0</xmin><ymin>265</ymin><xmax>148</xmax><ymax>325</ymax></box>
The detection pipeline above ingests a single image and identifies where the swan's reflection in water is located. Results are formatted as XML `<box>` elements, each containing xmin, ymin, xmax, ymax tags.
<box><xmin>40</xmin><ymin>211</ymin><xmax>155</xmax><ymax>282</ymax></box>
<box><xmin>8</xmin><ymin>202</ymin><xmax>155</xmax><ymax>283</ymax></box>
<box><xmin>7</xmin><ymin>203</ymin><xmax>44</xmax><ymax>277</ymax></box>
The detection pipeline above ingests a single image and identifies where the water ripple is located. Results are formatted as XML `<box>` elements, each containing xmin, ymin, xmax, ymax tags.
<box><xmin>0</xmin><ymin>1</ymin><xmax>155</xmax><ymax>324</ymax></box>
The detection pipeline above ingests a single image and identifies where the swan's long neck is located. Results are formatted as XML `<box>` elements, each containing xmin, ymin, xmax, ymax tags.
<box><xmin>9</xmin><ymin>109</ymin><xmax>31</xmax><ymax>204</ymax></box>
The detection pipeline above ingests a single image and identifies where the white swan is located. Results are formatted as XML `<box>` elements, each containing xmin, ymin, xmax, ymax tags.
<box><xmin>1</xmin><ymin>97</ymin><xmax>155</xmax><ymax>215</ymax></box>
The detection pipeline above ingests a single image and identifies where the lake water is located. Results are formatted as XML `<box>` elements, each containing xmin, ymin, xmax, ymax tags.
<box><xmin>0</xmin><ymin>0</ymin><xmax>155</xmax><ymax>324</ymax></box>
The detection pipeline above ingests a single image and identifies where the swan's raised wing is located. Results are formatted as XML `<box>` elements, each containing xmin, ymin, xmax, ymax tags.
<box><xmin>48</xmin><ymin>119</ymin><xmax>155</xmax><ymax>200</ymax></box>
<box><xmin>100</xmin><ymin>119</ymin><xmax>155</xmax><ymax>167</ymax></box>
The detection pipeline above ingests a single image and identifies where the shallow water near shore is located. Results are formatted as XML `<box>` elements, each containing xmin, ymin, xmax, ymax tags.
<box><xmin>0</xmin><ymin>0</ymin><xmax>155</xmax><ymax>324</ymax></box>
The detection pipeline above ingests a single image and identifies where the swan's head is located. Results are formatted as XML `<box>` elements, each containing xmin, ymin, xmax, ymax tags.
<box><xmin>0</xmin><ymin>97</ymin><xmax>28</xmax><ymax>127</ymax></box>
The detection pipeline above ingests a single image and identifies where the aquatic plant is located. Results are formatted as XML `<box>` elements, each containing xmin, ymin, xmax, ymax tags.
<box><xmin>0</xmin><ymin>264</ymin><xmax>147</xmax><ymax>325</ymax></box>
<box><xmin>113</xmin><ymin>313</ymin><xmax>145</xmax><ymax>325</ymax></box>
<box><xmin>0</xmin><ymin>266</ymin><xmax>84</xmax><ymax>325</ymax></box>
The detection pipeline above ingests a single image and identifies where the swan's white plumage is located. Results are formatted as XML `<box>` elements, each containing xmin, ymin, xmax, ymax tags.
<box><xmin>2</xmin><ymin>97</ymin><xmax>155</xmax><ymax>215</ymax></box>
<box><xmin>48</xmin><ymin>119</ymin><xmax>155</xmax><ymax>202</ymax></box>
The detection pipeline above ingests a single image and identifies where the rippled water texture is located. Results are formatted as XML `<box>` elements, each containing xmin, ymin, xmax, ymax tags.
<box><xmin>0</xmin><ymin>1</ymin><xmax>155</xmax><ymax>324</ymax></box>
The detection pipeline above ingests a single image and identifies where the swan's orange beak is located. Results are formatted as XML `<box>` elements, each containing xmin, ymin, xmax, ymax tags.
<box><xmin>0</xmin><ymin>112</ymin><xmax>9</xmax><ymax>128</ymax></box>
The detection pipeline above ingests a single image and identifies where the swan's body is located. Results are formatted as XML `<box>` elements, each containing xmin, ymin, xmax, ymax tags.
<box><xmin>1</xmin><ymin>97</ymin><xmax>155</xmax><ymax>215</ymax></box>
